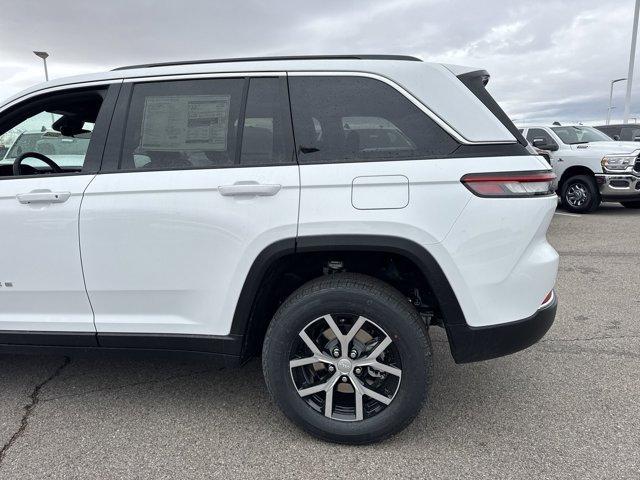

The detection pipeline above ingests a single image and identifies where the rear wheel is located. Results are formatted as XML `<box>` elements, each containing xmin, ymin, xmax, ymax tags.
<box><xmin>561</xmin><ymin>175</ymin><xmax>600</xmax><ymax>213</ymax></box>
<box><xmin>621</xmin><ymin>200</ymin><xmax>640</xmax><ymax>209</ymax></box>
<box><xmin>262</xmin><ymin>273</ymin><xmax>431</xmax><ymax>444</ymax></box>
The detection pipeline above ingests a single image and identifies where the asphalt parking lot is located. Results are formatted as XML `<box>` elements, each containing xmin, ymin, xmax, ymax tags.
<box><xmin>0</xmin><ymin>204</ymin><xmax>639</xmax><ymax>479</ymax></box>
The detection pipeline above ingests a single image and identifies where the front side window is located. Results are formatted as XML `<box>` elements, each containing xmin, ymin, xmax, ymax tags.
<box><xmin>551</xmin><ymin>126</ymin><xmax>612</xmax><ymax>144</ymax></box>
<box><xmin>120</xmin><ymin>78</ymin><xmax>244</xmax><ymax>170</ymax></box>
<box><xmin>0</xmin><ymin>90</ymin><xmax>103</xmax><ymax>177</ymax></box>
<box><xmin>288</xmin><ymin>76</ymin><xmax>459</xmax><ymax>163</ymax></box>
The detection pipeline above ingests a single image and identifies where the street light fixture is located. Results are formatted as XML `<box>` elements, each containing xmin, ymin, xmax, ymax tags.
<box><xmin>624</xmin><ymin>0</ymin><xmax>640</xmax><ymax>124</ymax></box>
<box><xmin>33</xmin><ymin>51</ymin><xmax>50</xmax><ymax>81</ymax></box>
<box><xmin>607</xmin><ymin>78</ymin><xmax>627</xmax><ymax>125</ymax></box>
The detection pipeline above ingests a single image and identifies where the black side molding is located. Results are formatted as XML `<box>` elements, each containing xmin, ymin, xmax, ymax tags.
<box><xmin>0</xmin><ymin>330</ymin><xmax>97</xmax><ymax>347</ymax></box>
<box><xmin>97</xmin><ymin>332</ymin><xmax>243</xmax><ymax>355</ymax></box>
<box><xmin>445</xmin><ymin>294</ymin><xmax>557</xmax><ymax>363</ymax></box>
<box><xmin>0</xmin><ymin>331</ymin><xmax>243</xmax><ymax>366</ymax></box>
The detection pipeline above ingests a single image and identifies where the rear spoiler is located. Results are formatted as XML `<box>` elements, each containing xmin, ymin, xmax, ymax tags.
<box><xmin>457</xmin><ymin>70</ymin><xmax>528</xmax><ymax>147</ymax></box>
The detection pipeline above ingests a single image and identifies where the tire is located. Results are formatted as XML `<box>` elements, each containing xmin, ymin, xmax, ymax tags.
<box><xmin>621</xmin><ymin>201</ymin><xmax>640</xmax><ymax>209</ymax></box>
<box><xmin>262</xmin><ymin>273</ymin><xmax>432</xmax><ymax>444</ymax></box>
<box><xmin>561</xmin><ymin>175</ymin><xmax>600</xmax><ymax>213</ymax></box>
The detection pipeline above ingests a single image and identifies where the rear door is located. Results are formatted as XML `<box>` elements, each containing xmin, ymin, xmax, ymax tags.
<box><xmin>80</xmin><ymin>75</ymin><xmax>299</xmax><ymax>345</ymax></box>
<box><xmin>0</xmin><ymin>84</ymin><xmax>118</xmax><ymax>341</ymax></box>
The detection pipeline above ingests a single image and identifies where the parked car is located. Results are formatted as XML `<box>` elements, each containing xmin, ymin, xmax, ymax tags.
<box><xmin>595</xmin><ymin>123</ymin><xmax>640</xmax><ymax>142</ymax></box>
<box><xmin>0</xmin><ymin>130</ymin><xmax>89</xmax><ymax>170</ymax></box>
<box><xmin>0</xmin><ymin>55</ymin><xmax>558</xmax><ymax>444</ymax></box>
<box><xmin>521</xmin><ymin>124</ymin><xmax>640</xmax><ymax>212</ymax></box>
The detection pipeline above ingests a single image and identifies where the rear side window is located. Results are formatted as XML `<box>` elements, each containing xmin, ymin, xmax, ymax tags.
<box><xmin>595</xmin><ymin>126</ymin><xmax>618</xmax><ymax>137</ymax></box>
<box><xmin>120</xmin><ymin>78</ymin><xmax>244</xmax><ymax>170</ymax></box>
<box><xmin>621</xmin><ymin>126</ymin><xmax>640</xmax><ymax>141</ymax></box>
<box><xmin>288</xmin><ymin>76</ymin><xmax>458</xmax><ymax>163</ymax></box>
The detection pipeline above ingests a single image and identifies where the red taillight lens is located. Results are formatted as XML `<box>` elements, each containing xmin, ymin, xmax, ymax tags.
<box><xmin>461</xmin><ymin>171</ymin><xmax>556</xmax><ymax>198</ymax></box>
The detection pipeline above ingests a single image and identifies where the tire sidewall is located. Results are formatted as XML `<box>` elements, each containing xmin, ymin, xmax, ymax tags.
<box><xmin>263</xmin><ymin>282</ymin><xmax>430</xmax><ymax>443</ymax></box>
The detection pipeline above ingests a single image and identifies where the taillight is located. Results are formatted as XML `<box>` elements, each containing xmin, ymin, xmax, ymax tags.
<box><xmin>461</xmin><ymin>171</ymin><xmax>556</xmax><ymax>198</ymax></box>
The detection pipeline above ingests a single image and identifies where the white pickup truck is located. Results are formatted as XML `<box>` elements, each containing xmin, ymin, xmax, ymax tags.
<box><xmin>521</xmin><ymin>125</ymin><xmax>640</xmax><ymax>212</ymax></box>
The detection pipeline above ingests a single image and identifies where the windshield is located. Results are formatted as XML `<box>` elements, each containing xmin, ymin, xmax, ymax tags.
<box><xmin>551</xmin><ymin>126</ymin><xmax>612</xmax><ymax>144</ymax></box>
<box><xmin>4</xmin><ymin>132</ymin><xmax>91</xmax><ymax>160</ymax></box>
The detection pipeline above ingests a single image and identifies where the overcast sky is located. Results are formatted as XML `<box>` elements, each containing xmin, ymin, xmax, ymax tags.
<box><xmin>0</xmin><ymin>0</ymin><xmax>638</xmax><ymax>125</ymax></box>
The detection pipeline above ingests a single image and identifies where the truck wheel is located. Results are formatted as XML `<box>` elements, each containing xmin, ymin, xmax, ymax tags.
<box><xmin>262</xmin><ymin>273</ymin><xmax>432</xmax><ymax>444</ymax></box>
<box><xmin>561</xmin><ymin>175</ymin><xmax>600</xmax><ymax>213</ymax></box>
<box><xmin>621</xmin><ymin>201</ymin><xmax>640</xmax><ymax>209</ymax></box>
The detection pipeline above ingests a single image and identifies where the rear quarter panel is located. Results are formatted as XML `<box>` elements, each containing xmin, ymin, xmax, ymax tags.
<box><xmin>298</xmin><ymin>154</ymin><xmax>559</xmax><ymax>328</ymax></box>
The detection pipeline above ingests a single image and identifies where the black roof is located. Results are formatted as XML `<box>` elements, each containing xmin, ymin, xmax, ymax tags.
<box><xmin>113</xmin><ymin>54</ymin><xmax>422</xmax><ymax>71</ymax></box>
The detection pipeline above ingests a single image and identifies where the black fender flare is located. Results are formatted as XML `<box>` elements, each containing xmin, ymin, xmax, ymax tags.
<box><xmin>230</xmin><ymin>235</ymin><xmax>467</xmax><ymax>354</ymax></box>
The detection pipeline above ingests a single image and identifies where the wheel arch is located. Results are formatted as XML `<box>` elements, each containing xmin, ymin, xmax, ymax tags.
<box><xmin>558</xmin><ymin>165</ymin><xmax>597</xmax><ymax>191</ymax></box>
<box><xmin>230</xmin><ymin>235</ymin><xmax>467</xmax><ymax>361</ymax></box>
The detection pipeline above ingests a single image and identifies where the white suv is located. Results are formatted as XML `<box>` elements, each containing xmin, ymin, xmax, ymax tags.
<box><xmin>0</xmin><ymin>55</ymin><xmax>558</xmax><ymax>444</ymax></box>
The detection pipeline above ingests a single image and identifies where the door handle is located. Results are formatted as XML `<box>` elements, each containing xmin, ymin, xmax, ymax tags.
<box><xmin>218</xmin><ymin>183</ymin><xmax>281</xmax><ymax>197</ymax></box>
<box><xmin>16</xmin><ymin>190</ymin><xmax>71</xmax><ymax>204</ymax></box>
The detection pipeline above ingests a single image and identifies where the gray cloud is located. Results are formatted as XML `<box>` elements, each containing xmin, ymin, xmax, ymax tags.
<box><xmin>0</xmin><ymin>0</ymin><xmax>638</xmax><ymax>124</ymax></box>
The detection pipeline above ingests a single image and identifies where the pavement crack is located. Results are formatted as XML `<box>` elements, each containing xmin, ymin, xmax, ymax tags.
<box><xmin>0</xmin><ymin>356</ymin><xmax>70</xmax><ymax>467</ymax></box>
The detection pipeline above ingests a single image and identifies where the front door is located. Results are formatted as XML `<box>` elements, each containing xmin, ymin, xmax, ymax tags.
<box><xmin>0</xmin><ymin>84</ymin><xmax>118</xmax><ymax>342</ymax></box>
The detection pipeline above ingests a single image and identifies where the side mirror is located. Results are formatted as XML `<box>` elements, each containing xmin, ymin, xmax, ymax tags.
<box><xmin>613</xmin><ymin>135</ymin><xmax>621</xmax><ymax>141</ymax></box>
<box><xmin>532</xmin><ymin>138</ymin><xmax>559</xmax><ymax>151</ymax></box>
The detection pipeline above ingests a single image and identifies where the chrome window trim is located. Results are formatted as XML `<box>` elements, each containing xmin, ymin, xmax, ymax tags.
<box><xmin>124</xmin><ymin>69</ymin><xmax>517</xmax><ymax>145</ymax></box>
<box><xmin>287</xmin><ymin>70</ymin><xmax>516</xmax><ymax>146</ymax></box>
<box><xmin>2</xmin><ymin>70</ymin><xmax>517</xmax><ymax>146</ymax></box>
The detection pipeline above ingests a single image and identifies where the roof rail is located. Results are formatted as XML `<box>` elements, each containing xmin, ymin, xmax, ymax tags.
<box><xmin>112</xmin><ymin>54</ymin><xmax>422</xmax><ymax>71</ymax></box>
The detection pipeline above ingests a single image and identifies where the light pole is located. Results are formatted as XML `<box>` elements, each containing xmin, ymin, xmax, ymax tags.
<box><xmin>33</xmin><ymin>51</ymin><xmax>50</xmax><ymax>81</ymax></box>
<box><xmin>607</xmin><ymin>78</ymin><xmax>627</xmax><ymax>125</ymax></box>
<box><xmin>33</xmin><ymin>52</ymin><xmax>49</xmax><ymax>82</ymax></box>
<box><xmin>33</xmin><ymin>51</ymin><xmax>54</xmax><ymax>126</ymax></box>
<box><xmin>624</xmin><ymin>0</ymin><xmax>640</xmax><ymax>124</ymax></box>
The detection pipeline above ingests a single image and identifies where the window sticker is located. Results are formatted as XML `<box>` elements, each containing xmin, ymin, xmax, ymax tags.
<box><xmin>141</xmin><ymin>95</ymin><xmax>231</xmax><ymax>151</ymax></box>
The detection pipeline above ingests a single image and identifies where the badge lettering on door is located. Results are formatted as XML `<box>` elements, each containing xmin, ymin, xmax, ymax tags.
<box><xmin>0</xmin><ymin>282</ymin><xmax>14</xmax><ymax>288</ymax></box>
